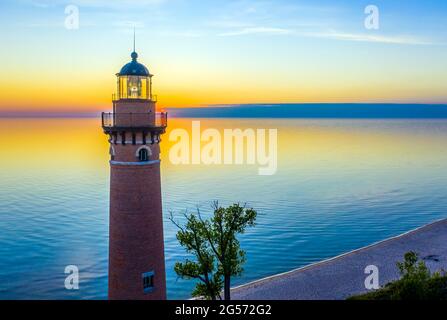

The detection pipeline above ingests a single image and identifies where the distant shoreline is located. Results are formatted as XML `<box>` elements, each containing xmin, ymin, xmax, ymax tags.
<box><xmin>168</xmin><ymin>103</ymin><xmax>447</xmax><ymax>119</ymax></box>
<box><xmin>2</xmin><ymin>103</ymin><xmax>447</xmax><ymax>119</ymax></box>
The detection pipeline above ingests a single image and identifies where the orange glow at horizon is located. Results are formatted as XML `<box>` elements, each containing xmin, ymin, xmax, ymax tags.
<box><xmin>2</xmin><ymin>118</ymin><xmax>446</xmax><ymax>176</ymax></box>
<box><xmin>1</xmin><ymin>56</ymin><xmax>447</xmax><ymax>113</ymax></box>
<box><xmin>2</xmin><ymin>80</ymin><xmax>447</xmax><ymax>113</ymax></box>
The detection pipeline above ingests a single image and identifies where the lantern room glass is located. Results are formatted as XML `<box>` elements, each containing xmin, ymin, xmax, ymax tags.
<box><xmin>117</xmin><ymin>75</ymin><xmax>151</xmax><ymax>100</ymax></box>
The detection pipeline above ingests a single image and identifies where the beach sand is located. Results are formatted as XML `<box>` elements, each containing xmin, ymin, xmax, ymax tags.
<box><xmin>232</xmin><ymin>219</ymin><xmax>447</xmax><ymax>300</ymax></box>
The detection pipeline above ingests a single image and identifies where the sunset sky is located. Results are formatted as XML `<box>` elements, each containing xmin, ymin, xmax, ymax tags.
<box><xmin>0</xmin><ymin>0</ymin><xmax>446</xmax><ymax>113</ymax></box>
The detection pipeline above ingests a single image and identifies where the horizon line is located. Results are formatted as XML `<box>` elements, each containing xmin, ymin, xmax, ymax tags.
<box><xmin>1</xmin><ymin>103</ymin><xmax>447</xmax><ymax>119</ymax></box>
<box><xmin>2</xmin><ymin>102</ymin><xmax>447</xmax><ymax>112</ymax></box>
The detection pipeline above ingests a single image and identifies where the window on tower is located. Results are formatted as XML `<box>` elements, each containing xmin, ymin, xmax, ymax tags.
<box><xmin>138</xmin><ymin>148</ymin><xmax>149</xmax><ymax>162</ymax></box>
<box><xmin>142</xmin><ymin>271</ymin><xmax>155</xmax><ymax>294</ymax></box>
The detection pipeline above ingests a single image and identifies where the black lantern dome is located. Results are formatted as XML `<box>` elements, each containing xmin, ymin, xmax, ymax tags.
<box><xmin>118</xmin><ymin>51</ymin><xmax>151</xmax><ymax>77</ymax></box>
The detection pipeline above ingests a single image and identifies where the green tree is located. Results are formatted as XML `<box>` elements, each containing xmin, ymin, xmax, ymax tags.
<box><xmin>170</xmin><ymin>202</ymin><xmax>257</xmax><ymax>300</ymax></box>
<box><xmin>169</xmin><ymin>213</ymin><xmax>223</xmax><ymax>300</ymax></box>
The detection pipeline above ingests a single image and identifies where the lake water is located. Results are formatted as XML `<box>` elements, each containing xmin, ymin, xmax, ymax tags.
<box><xmin>1</xmin><ymin>117</ymin><xmax>447</xmax><ymax>300</ymax></box>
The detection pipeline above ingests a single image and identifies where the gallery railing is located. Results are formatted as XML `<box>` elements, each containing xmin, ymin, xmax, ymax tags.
<box><xmin>102</xmin><ymin>112</ymin><xmax>168</xmax><ymax>129</ymax></box>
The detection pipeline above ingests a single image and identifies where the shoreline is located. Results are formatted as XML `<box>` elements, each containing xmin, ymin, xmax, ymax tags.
<box><xmin>231</xmin><ymin>218</ymin><xmax>447</xmax><ymax>300</ymax></box>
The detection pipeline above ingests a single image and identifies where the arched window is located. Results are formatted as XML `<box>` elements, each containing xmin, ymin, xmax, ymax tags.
<box><xmin>138</xmin><ymin>148</ymin><xmax>149</xmax><ymax>162</ymax></box>
<box><xmin>136</xmin><ymin>146</ymin><xmax>152</xmax><ymax>162</ymax></box>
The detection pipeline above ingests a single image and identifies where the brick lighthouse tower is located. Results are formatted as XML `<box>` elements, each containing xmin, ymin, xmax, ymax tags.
<box><xmin>102</xmin><ymin>48</ymin><xmax>168</xmax><ymax>300</ymax></box>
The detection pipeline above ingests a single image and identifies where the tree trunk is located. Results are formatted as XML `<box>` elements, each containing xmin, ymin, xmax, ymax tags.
<box><xmin>224</xmin><ymin>275</ymin><xmax>231</xmax><ymax>300</ymax></box>
<box><xmin>204</xmin><ymin>274</ymin><xmax>216</xmax><ymax>300</ymax></box>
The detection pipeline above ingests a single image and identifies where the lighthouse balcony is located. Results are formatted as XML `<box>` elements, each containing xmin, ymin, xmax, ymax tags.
<box><xmin>102</xmin><ymin>112</ymin><xmax>168</xmax><ymax>134</ymax></box>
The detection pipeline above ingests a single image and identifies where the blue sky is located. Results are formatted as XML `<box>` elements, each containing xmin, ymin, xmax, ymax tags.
<box><xmin>0</xmin><ymin>0</ymin><xmax>446</xmax><ymax>110</ymax></box>
<box><xmin>2</xmin><ymin>0</ymin><xmax>445</xmax><ymax>42</ymax></box>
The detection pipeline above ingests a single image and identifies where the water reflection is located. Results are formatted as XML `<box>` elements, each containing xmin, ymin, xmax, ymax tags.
<box><xmin>0</xmin><ymin>118</ymin><xmax>447</xmax><ymax>299</ymax></box>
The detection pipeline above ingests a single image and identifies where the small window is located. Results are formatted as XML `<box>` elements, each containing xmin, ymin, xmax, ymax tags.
<box><xmin>142</xmin><ymin>271</ymin><xmax>155</xmax><ymax>293</ymax></box>
<box><xmin>138</xmin><ymin>148</ymin><xmax>149</xmax><ymax>162</ymax></box>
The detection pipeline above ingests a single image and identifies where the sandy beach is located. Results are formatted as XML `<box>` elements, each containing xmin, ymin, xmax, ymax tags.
<box><xmin>232</xmin><ymin>219</ymin><xmax>447</xmax><ymax>300</ymax></box>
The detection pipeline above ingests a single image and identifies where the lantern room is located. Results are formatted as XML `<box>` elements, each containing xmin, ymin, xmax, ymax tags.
<box><xmin>116</xmin><ymin>51</ymin><xmax>153</xmax><ymax>100</ymax></box>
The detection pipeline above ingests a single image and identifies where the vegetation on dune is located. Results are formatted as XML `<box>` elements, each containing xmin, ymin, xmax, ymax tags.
<box><xmin>349</xmin><ymin>252</ymin><xmax>447</xmax><ymax>300</ymax></box>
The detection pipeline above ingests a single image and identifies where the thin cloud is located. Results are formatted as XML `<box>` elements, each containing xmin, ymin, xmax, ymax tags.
<box><xmin>114</xmin><ymin>21</ymin><xmax>146</xmax><ymax>29</ymax></box>
<box><xmin>159</xmin><ymin>31</ymin><xmax>203</xmax><ymax>38</ymax></box>
<box><xmin>29</xmin><ymin>1</ymin><xmax>49</xmax><ymax>8</ymax></box>
<box><xmin>219</xmin><ymin>27</ymin><xmax>292</xmax><ymax>36</ymax></box>
<box><xmin>23</xmin><ymin>0</ymin><xmax>166</xmax><ymax>9</ymax></box>
<box><xmin>218</xmin><ymin>25</ymin><xmax>440</xmax><ymax>45</ymax></box>
<box><xmin>302</xmin><ymin>30</ymin><xmax>441</xmax><ymax>46</ymax></box>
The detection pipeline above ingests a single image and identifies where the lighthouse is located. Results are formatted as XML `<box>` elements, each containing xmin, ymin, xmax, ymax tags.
<box><xmin>102</xmin><ymin>49</ymin><xmax>168</xmax><ymax>300</ymax></box>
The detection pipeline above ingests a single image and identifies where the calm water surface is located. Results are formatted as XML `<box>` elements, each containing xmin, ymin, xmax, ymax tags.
<box><xmin>1</xmin><ymin>118</ymin><xmax>447</xmax><ymax>299</ymax></box>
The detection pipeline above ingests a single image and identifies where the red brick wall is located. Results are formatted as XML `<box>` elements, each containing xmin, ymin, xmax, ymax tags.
<box><xmin>108</xmin><ymin>162</ymin><xmax>167</xmax><ymax>300</ymax></box>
